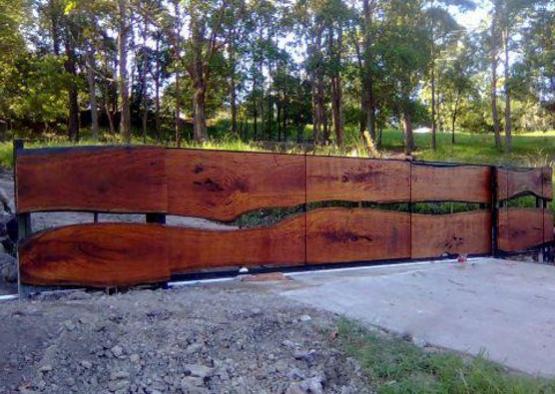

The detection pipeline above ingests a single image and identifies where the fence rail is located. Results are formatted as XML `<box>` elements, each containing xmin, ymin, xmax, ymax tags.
<box><xmin>14</xmin><ymin>142</ymin><xmax>554</xmax><ymax>287</ymax></box>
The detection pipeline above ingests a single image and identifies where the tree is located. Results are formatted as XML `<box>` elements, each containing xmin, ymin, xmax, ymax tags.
<box><xmin>424</xmin><ymin>0</ymin><xmax>475</xmax><ymax>150</ymax></box>
<box><xmin>183</xmin><ymin>0</ymin><xmax>228</xmax><ymax>142</ymax></box>
<box><xmin>118</xmin><ymin>0</ymin><xmax>131</xmax><ymax>143</ymax></box>
<box><xmin>489</xmin><ymin>0</ymin><xmax>502</xmax><ymax>150</ymax></box>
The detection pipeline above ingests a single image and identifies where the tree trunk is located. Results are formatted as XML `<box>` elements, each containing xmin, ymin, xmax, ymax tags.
<box><xmin>173</xmin><ymin>1</ymin><xmax>182</xmax><ymax>146</ymax></box>
<box><xmin>86</xmin><ymin>46</ymin><xmax>99</xmax><ymax>141</ymax></box>
<box><xmin>230</xmin><ymin>61</ymin><xmax>238</xmax><ymax>136</ymax></box>
<box><xmin>141</xmin><ymin>16</ymin><xmax>149</xmax><ymax>143</ymax></box>
<box><xmin>118</xmin><ymin>0</ymin><xmax>131</xmax><ymax>143</ymax></box>
<box><xmin>357</xmin><ymin>0</ymin><xmax>377</xmax><ymax>148</ymax></box>
<box><xmin>193</xmin><ymin>84</ymin><xmax>207</xmax><ymax>141</ymax></box>
<box><xmin>331</xmin><ymin>77</ymin><xmax>344</xmax><ymax>147</ymax></box>
<box><xmin>63</xmin><ymin>23</ymin><xmax>80</xmax><ymax>142</ymax></box>
<box><xmin>503</xmin><ymin>26</ymin><xmax>512</xmax><ymax>153</ymax></box>
<box><xmin>402</xmin><ymin>110</ymin><xmax>415</xmax><ymax>156</ymax></box>
<box><xmin>431</xmin><ymin>54</ymin><xmax>437</xmax><ymax>150</ymax></box>
<box><xmin>451</xmin><ymin>92</ymin><xmax>461</xmax><ymax>144</ymax></box>
<box><xmin>491</xmin><ymin>2</ymin><xmax>502</xmax><ymax>150</ymax></box>
<box><xmin>430</xmin><ymin>0</ymin><xmax>436</xmax><ymax>151</ymax></box>
<box><xmin>190</xmin><ymin>12</ymin><xmax>208</xmax><ymax>142</ymax></box>
<box><xmin>154</xmin><ymin>35</ymin><xmax>161</xmax><ymax>142</ymax></box>
<box><xmin>330</xmin><ymin>27</ymin><xmax>344</xmax><ymax>147</ymax></box>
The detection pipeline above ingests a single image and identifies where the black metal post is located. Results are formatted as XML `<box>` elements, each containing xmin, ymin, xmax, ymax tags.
<box><xmin>13</xmin><ymin>139</ymin><xmax>31</xmax><ymax>299</ymax></box>
<box><xmin>146</xmin><ymin>213</ymin><xmax>166</xmax><ymax>224</ymax></box>
<box><xmin>491</xmin><ymin>166</ymin><xmax>498</xmax><ymax>258</ymax></box>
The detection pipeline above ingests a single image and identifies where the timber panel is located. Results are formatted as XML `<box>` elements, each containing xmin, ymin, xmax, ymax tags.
<box><xmin>544</xmin><ymin>210</ymin><xmax>554</xmax><ymax>244</ymax></box>
<box><xmin>306</xmin><ymin>156</ymin><xmax>410</xmax><ymax>203</ymax></box>
<box><xmin>168</xmin><ymin>214</ymin><xmax>305</xmax><ymax>273</ymax></box>
<box><xmin>411</xmin><ymin>164</ymin><xmax>491</xmax><ymax>203</ymax></box>
<box><xmin>498</xmin><ymin>208</ymin><xmax>544</xmax><ymax>252</ymax></box>
<box><xmin>306</xmin><ymin>208</ymin><xmax>410</xmax><ymax>264</ymax></box>
<box><xmin>19</xmin><ymin>223</ymin><xmax>169</xmax><ymax>287</ymax></box>
<box><xmin>497</xmin><ymin>167</ymin><xmax>552</xmax><ymax>200</ymax></box>
<box><xmin>411</xmin><ymin>211</ymin><xmax>491</xmax><ymax>258</ymax></box>
<box><xmin>166</xmin><ymin>149</ymin><xmax>306</xmax><ymax>221</ymax></box>
<box><xmin>19</xmin><ymin>217</ymin><xmax>305</xmax><ymax>287</ymax></box>
<box><xmin>16</xmin><ymin>147</ymin><xmax>166</xmax><ymax>213</ymax></box>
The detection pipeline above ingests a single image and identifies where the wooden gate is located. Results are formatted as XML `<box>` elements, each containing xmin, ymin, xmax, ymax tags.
<box><xmin>14</xmin><ymin>143</ymin><xmax>553</xmax><ymax>287</ymax></box>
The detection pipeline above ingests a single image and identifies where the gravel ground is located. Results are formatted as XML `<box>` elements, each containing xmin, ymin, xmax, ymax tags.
<box><xmin>0</xmin><ymin>282</ymin><xmax>370</xmax><ymax>394</ymax></box>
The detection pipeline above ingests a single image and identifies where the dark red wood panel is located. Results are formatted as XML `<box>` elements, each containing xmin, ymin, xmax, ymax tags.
<box><xmin>19</xmin><ymin>216</ymin><xmax>305</xmax><ymax>286</ymax></box>
<box><xmin>411</xmin><ymin>164</ymin><xmax>491</xmax><ymax>203</ymax></box>
<box><xmin>498</xmin><ymin>208</ymin><xmax>544</xmax><ymax>252</ymax></box>
<box><xmin>16</xmin><ymin>147</ymin><xmax>166</xmax><ymax>213</ymax></box>
<box><xmin>543</xmin><ymin>167</ymin><xmax>553</xmax><ymax>200</ymax></box>
<box><xmin>19</xmin><ymin>223</ymin><xmax>169</xmax><ymax>287</ymax></box>
<box><xmin>544</xmin><ymin>210</ymin><xmax>553</xmax><ymax>244</ymax></box>
<box><xmin>411</xmin><ymin>211</ymin><xmax>491</xmax><ymax>258</ymax></box>
<box><xmin>168</xmin><ymin>214</ymin><xmax>305</xmax><ymax>273</ymax></box>
<box><xmin>166</xmin><ymin>149</ymin><xmax>306</xmax><ymax>221</ymax></box>
<box><xmin>307</xmin><ymin>156</ymin><xmax>410</xmax><ymax>203</ymax></box>
<box><xmin>497</xmin><ymin>167</ymin><xmax>551</xmax><ymax>200</ymax></box>
<box><xmin>306</xmin><ymin>208</ymin><xmax>410</xmax><ymax>264</ymax></box>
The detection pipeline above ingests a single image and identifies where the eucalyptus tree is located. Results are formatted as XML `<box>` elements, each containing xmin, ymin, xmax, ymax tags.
<box><xmin>182</xmin><ymin>0</ymin><xmax>229</xmax><ymax>141</ymax></box>
<box><xmin>379</xmin><ymin>0</ymin><xmax>430</xmax><ymax>155</ymax></box>
<box><xmin>424</xmin><ymin>0</ymin><xmax>475</xmax><ymax>150</ymax></box>
<box><xmin>519</xmin><ymin>0</ymin><xmax>555</xmax><ymax>129</ymax></box>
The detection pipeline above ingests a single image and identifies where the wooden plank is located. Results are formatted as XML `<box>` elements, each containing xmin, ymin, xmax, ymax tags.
<box><xmin>411</xmin><ymin>164</ymin><xmax>491</xmax><ymax>203</ymax></box>
<box><xmin>19</xmin><ymin>224</ymin><xmax>169</xmax><ymax>287</ymax></box>
<box><xmin>497</xmin><ymin>167</ymin><xmax>550</xmax><ymax>200</ymax></box>
<box><xmin>543</xmin><ymin>167</ymin><xmax>553</xmax><ymax>200</ymax></box>
<box><xmin>411</xmin><ymin>211</ymin><xmax>491</xmax><ymax>258</ymax></box>
<box><xmin>168</xmin><ymin>214</ymin><xmax>305</xmax><ymax>273</ymax></box>
<box><xmin>497</xmin><ymin>208</ymin><xmax>544</xmax><ymax>252</ymax></box>
<box><xmin>544</xmin><ymin>210</ymin><xmax>553</xmax><ymax>244</ymax></box>
<box><xmin>306</xmin><ymin>208</ymin><xmax>410</xmax><ymax>264</ymax></box>
<box><xmin>167</xmin><ymin>149</ymin><xmax>305</xmax><ymax>221</ymax></box>
<box><xmin>307</xmin><ymin>156</ymin><xmax>410</xmax><ymax>203</ymax></box>
<box><xmin>16</xmin><ymin>146</ymin><xmax>166</xmax><ymax>214</ymax></box>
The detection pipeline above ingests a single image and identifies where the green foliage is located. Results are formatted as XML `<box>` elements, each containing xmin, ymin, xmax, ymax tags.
<box><xmin>337</xmin><ymin>319</ymin><xmax>555</xmax><ymax>393</ymax></box>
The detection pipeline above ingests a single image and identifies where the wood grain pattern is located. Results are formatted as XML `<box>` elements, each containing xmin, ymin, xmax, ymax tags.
<box><xmin>168</xmin><ymin>214</ymin><xmax>305</xmax><ymax>273</ymax></box>
<box><xmin>16</xmin><ymin>147</ymin><xmax>166</xmax><ymax>213</ymax></box>
<box><xmin>411</xmin><ymin>211</ymin><xmax>491</xmax><ymax>258</ymax></box>
<box><xmin>543</xmin><ymin>167</ymin><xmax>553</xmax><ymax>200</ymax></box>
<box><xmin>497</xmin><ymin>208</ymin><xmax>545</xmax><ymax>252</ymax></box>
<box><xmin>19</xmin><ymin>216</ymin><xmax>305</xmax><ymax>286</ymax></box>
<box><xmin>166</xmin><ymin>149</ymin><xmax>306</xmax><ymax>221</ymax></box>
<box><xmin>544</xmin><ymin>210</ymin><xmax>553</xmax><ymax>244</ymax></box>
<box><xmin>411</xmin><ymin>164</ymin><xmax>491</xmax><ymax>203</ymax></box>
<box><xmin>497</xmin><ymin>167</ymin><xmax>551</xmax><ymax>200</ymax></box>
<box><xmin>307</xmin><ymin>156</ymin><xmax>410</xmax><ymax>203</ymax></box>
<box><xmin>306</xmin><ymin>208</ymin><xmax>410</xmax><ymax>263</ymax></box>
<box><xmin>19</xmin><ymin>223</ymin><xmax>169</xmax><ymax>287</ymax></box>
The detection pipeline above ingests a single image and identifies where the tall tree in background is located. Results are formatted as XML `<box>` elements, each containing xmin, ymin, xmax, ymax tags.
<box><xmin>425</xmin><ymin>0</ymin><xmax>475</xmax><ymax>150</ymax></box>
<box><xmin>381</xmin><ymin>0</ymin><xmax>429</xmax><ymax>155</ymax></box>
<box><xmin>184</xmin><ymin>0</ymin><xmax>228</xmax><ymax>141</ymax></box>
<box><xmin>118</xmin><ymin>0</ymin><xmax>131</xmax><ymax>143</ymax></box>
<box><xmin>490</xmin><ymin>0</ymin><xmax>502</xmax><ymax>150</ymax></box>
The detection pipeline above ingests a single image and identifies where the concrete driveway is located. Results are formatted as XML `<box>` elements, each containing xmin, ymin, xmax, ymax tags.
<box><xmin>276</xmin><ymin>258</ymin><xmax>555</xmax><ymax>377</ymax></box>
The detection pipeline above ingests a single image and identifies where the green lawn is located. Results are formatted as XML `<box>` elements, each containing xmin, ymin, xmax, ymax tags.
<box><xmin>382</xmin><ymin>130</ymin><xmax>555</xmax><ymax>168</ymax></box>
<box><xmin>337</xmin><ymin>319</ymin><xmax>555</xmax><ymax>393</ymax></box>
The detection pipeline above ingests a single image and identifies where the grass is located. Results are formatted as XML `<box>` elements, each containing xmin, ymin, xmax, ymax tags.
<box><xmin>337</xmin><ymin>319</ymin><xmax>555</xmax><ymax>393</ymax></box>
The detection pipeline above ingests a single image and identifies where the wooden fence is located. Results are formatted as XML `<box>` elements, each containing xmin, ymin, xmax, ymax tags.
<box><xmin>14</xmin><ymin>143</ymin><xmax>553</xmax><ymax>287</ymax></box>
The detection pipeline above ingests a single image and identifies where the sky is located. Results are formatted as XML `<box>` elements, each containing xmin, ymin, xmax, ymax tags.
<box><xmin>451</xmin><ymin>2</ymin><xmax>489</xmax><ymax>32</ymax></box>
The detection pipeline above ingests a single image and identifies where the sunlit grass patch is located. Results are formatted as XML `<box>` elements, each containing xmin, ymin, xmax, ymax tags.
<box><xmin>337</xmin><ymin>319</ymin><xmax>555</xmax><ymax>393</ymax></box>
